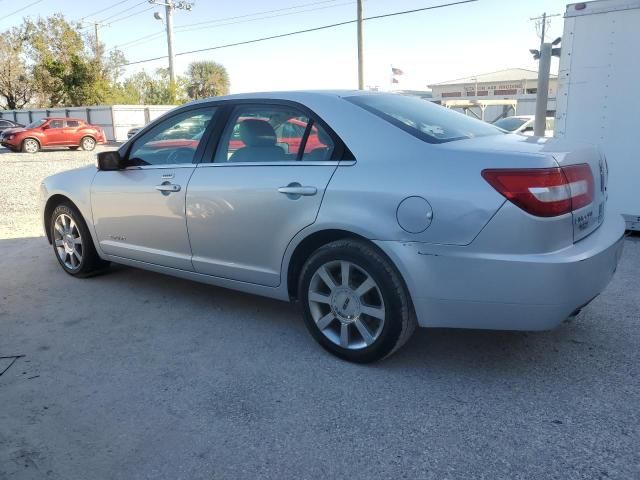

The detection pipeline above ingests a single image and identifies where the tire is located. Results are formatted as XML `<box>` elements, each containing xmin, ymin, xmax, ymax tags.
<box><xmin>298</xmin><ymin>239</ymin><xmax>416</xmax><ymax>363</ymax></box>
<box><xmin>50</xmin><ymin>203</ymin><xmax>108</xmax><ymax>277</ymax></box>
<box><xmin>21</xmin><ymin>138</ymin><xmax>40</xmax><ymax>153</ymax></box>
<box><xmin>69</xmin><ymin>146</ymin><xmax>79</xmax><ymax>150</ymax></box>
<box><xmin>80</xmin><ymin>136</ymin><xmax>96</xmax><ymax>151</ymax></box>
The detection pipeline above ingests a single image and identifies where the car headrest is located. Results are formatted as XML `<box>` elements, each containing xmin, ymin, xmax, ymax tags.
<box><xmin>239</xmin><ymin>119</ymin><xmax>277</xmax><ymax>147</ymax></box>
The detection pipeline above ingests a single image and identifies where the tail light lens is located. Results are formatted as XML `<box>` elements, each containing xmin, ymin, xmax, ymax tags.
<box><xmin>482</xmin><ymin>164</ymin><xmax>594</xmax><ymax>217</ymax></box>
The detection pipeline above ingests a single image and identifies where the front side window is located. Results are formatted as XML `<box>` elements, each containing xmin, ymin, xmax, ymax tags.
<box><xmin>49</xmin><ymin>120</ymin><xmax>63</xmax><ymax>129</ymax></box>
<box><xmin>128</xmin><ymin>109</ymin><xmax>215</xmax><ymax>166</ymax></box>
<box><xmin>346</xmin><ymin>93</ymin><xmax>503</xmax><ymax>143</ymax></box>
<box><xmin>215</xmin><ymin>106</ymin><xmax>335</xmax><ymax>163</ymax></box>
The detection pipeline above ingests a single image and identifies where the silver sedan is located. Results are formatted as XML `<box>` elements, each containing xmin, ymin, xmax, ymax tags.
<box><xmin>40</xmin><ymin>91</ymin><xmax>624</xmax><ymax>362</ymax></box>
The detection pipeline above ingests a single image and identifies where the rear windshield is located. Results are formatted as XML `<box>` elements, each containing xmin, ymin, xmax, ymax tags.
<box><xmin>345</xmin><ymin>94</ymin><xmax>503</xmax><ymax>143</ymax></box>
<box><xmin>493</xmin><ymin>117</ymin><xmax>528</xmax><ymax>132</ymax></box>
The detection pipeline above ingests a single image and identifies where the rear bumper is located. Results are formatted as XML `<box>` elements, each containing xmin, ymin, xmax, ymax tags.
<box><xmin>376</xmin><ymin>213</ymin><xmax>625</xmax><ymax>330</ymax></box>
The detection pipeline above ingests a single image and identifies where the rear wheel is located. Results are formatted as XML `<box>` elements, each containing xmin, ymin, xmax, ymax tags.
<box><xmin>21</xmin><ymin>138</ymin><xmax>40</xmax><ymax>153</ymax></box>
<box><xmin>80</xmin><ymin>136</ymin><xmax>96</xmax><ymax>151</ymax></box>
<box><xmin>299</xmin><ymin>239</ymin><xmax>416</xmax><ymax>363</ymax></box>
<box><xmin>50</xmin><ymin>203</ymin><xmax>108</xmax><ymax>277</ymax></box>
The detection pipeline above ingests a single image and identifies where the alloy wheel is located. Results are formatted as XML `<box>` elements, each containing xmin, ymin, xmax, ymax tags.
<box><xmin>24</xmin><ymin>139</ymin><xmax>38</xmax><ymax>153</ymax></box>
<box><xmin>308</xmin><ymin>260</ymin><xmax>385</xmax><ymax>350</ymax></box>
<box><xmin>53</xmin><ymin>213</ymin><xmax>83</xmax><ymax>270</ymax></box>
<box><xmin>82</xmin><ymin>137</ymin><xmax>96</xmax><ymax>150</ymax></box>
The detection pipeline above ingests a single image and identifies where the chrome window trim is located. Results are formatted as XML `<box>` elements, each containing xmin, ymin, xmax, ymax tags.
<box><xmin>123</xmin><ymin>164</ymin><xmax>196</xmax><ymax>171</ymax></box>
<box><xmin>195</xmin><ymin>160</ymin><xmax>355</xmax><ymax>168</ymax></box>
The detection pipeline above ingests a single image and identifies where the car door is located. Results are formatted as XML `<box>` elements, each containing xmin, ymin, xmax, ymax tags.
<box><xmin>62</xmin><ymin>120</ymin><xmax>81</xmax><ymax>145</ymax></box>
<box><xmin>43</xmin><ymin>119</ymin><xmax>65</xmax><ymax>145</ymax></box>
<box><xmin>186</xmin><ymin>102</ymin><xmax>344</xmax><ymax>287</ymax></box>
<box><xmin>91</xmin><ymin>107</ymin><xmax>217</xmax><ymax>270</ymax></box>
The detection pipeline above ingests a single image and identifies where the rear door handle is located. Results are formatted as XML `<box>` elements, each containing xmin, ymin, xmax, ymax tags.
<box><xmin>277</xmin><ymin>185</ymin><xmax>317</xmax><ymax>197</ymax></box>
<box><xmin>155</xmin><ymin>183</ymin><xmax>181</xmax><ymax>193</ymax></box>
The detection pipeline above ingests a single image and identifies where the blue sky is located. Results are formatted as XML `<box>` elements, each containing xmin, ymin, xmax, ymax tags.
<box><xmin>0</xmin><ymin>0</ymin><xmax>566</xmax><ymax>92</ymax></box>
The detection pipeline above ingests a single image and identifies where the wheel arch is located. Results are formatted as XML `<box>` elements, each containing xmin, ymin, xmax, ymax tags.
<box><xmin>44</xmin><ymin>194</ymin><xmax>80</xmax><ymax>244</ymax></box>
<box><xmin>22</xmin><ymin>136</ymin><xmax>41</xmax><ymax>147</ymax></box>
<box><xmin>285</xmin><ymin>228</ymin><xmax>408</xmax><ymax>302</ymax></box>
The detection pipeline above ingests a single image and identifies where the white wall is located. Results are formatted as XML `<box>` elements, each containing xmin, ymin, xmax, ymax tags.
<box><xmin>0</xmin><ymin>105</ymin><xmax>177</xmax><ymax>142</ymax></box>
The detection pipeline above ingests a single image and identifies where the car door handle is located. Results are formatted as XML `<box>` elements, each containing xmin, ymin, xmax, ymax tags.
<box><xmin>277</xmin><ymin>185</ymin><xmax>317</xmax><ymax>196</ymax></box>
<box><xmin>155</xmin><ymin>183</ymin><xmax>181</xmax><ymax>192</ymax></box>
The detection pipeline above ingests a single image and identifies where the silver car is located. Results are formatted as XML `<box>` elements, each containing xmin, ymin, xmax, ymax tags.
<box><xmin>40</xmin><ymin>91</ymin><xmax>624</xmax><ymax>362</ymax></box>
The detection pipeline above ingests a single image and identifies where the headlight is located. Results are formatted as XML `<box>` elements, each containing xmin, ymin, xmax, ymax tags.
<box><xmin>7</xmin><ymin>134</ymin><xmax>14</xmax><ymax>140</ymax></box>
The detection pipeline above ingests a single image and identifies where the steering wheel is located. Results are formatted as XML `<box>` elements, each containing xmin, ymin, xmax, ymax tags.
<box><xmin>166</xmin><ymin>147</ymin><xmax>195</xmax><ymax>165</ymax></box>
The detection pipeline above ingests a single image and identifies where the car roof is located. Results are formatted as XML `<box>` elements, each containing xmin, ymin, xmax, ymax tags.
<box><xmin>43</xmin><ymin>117</ymin><xmax>85</xmax><ymax>121</ymax></box>
<box><xmin>186</xmin><ymin>89</ymin><xmax>391</xmax><ymax>106</ymax></box>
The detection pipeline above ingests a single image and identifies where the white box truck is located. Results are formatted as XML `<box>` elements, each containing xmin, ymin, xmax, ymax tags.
<box><xmin>555</xmin><ymin>0</ymin><xmax>640</xmax><ymax>230</ymax></box>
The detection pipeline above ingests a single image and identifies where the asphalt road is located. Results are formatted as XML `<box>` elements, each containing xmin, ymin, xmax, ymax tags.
<box><xmin>0</xmin><ymin>232</ymin><xmax>638</xmax><ymax>480</ymax></box>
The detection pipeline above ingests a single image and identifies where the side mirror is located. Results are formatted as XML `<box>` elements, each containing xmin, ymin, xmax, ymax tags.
<box><xmin>97</xmin><ymin>150</ymin><xmax>125</xmax><ymax>171</ymax></box>
<box><xmin>42</xmin><ymin>124</ymin><xmax>50</xmax><ymax>130</ymax></box>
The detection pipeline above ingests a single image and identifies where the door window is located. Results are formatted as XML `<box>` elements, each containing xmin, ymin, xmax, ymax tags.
<box><xmin>215</xmin><ymin>106</ymin><xmax>335</xmax><ymax>163</ymax></box>
<box><xmin>66</xmin><ymin>120</ymin><xmax>80</xmax><ymax>128</ymax></box>
<box><xmin>127</xmin><ymin>109</ymin><xmax>215</xmax><ymax>166</ymax></box>
<box><xmin>49</xmin><ymin>120</ymin><xmax>63</xmax><ymax>129</ymax></box>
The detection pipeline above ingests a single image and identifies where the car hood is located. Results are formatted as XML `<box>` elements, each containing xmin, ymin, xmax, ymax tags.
<box><xmin>2</xmin><ymin>127</ymin><xmax>27</xmax><ymax>135</ymax></box>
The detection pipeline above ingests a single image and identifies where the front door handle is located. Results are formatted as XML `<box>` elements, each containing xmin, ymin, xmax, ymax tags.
<box><xmin>277</xmin><ymin>184</ymin><xmax>317</xmax><ymax>197</ymax></box>
<box><xmin>155</xmin><ymin>183</ymin><xmax>181</xmax><ymax>193</ymax></box>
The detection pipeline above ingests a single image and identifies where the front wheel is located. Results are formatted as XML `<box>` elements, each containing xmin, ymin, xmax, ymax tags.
<box><xmin>50</xmin><ymin>203</ymin><xmax>108</xmax><ymax>276</ymax></box>
<box><xmin>299</xmin><ymin>239</ymin><xmax>416</xmax><ymax>363</ymax></box>
<box><xmin>80</xmin><ymin>136</ymin><xmax>96</xmax><ymax>151</ymax></box>
<box><xmin>21</xmin><ymin>138</ymin><xmax>40</xmax><ymax>153</ymax></box>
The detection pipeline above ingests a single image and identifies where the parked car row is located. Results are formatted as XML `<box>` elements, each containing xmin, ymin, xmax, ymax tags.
<box><xmin>0</xmin><ymin>117</ymin><xmax>106</xmax><ymax>153</ymax></box>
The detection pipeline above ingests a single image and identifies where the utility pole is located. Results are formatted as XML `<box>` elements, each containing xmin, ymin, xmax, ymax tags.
<box><xmin>149</xmin><ymin>1</ymin><xmax>194</xmax><ymax>85</ymax></box>
<box><xmin>357</xmin><ymin>0</ymin><xmax>364</xmax><ymax>90</ymax></box>
<box><xmin>80</xmin><ymin>20</ymin><xmax>107</xmax><ymax>60</ymax></box>
<box><xmin>529</xmin><ymin>12</ymin><xmax>560</xmax><ymax>136</ymax></box>
<box><xmin>533</xmin><ymin>43</ymin><xmax>552</xmax><ymax>136</ymax></box>
<box><xmin>165</xmin><ymin>0</ymin><xmax>176</xmax><ymax>84</ymax></box>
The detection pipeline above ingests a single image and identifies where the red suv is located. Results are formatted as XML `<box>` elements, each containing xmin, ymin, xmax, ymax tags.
<box><xmin>1</xmin><ymin>117</ymin><xmax>106</xmax><ymax>153</ymax></box>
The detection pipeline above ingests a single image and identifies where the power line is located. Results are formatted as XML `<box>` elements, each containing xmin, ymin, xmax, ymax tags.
<box><xmin>79</xmin><ymin>0</ymin><xmax>133</xmax><ymax>21</ymax></box>
<box><xmin>110</xmin><ymin>0</ymin><xmax>350</xmax><ymax>50</ymax></box>
<box><xmin>175</xmin><ymin>0</ymin><xmax>344</xmax><ymax>31</ymax></box>
<box><xmin>99</xmin><ymin>0</ymin><xmax>148</xmax><ymax>23</ymax></box>
<box><xmin>103</xmin><ymin>5</ymin><xmax>156</xmax><ymax>25</ymax></box>
<box><xmin>122</xmin><ymin>0</ymin><xmax>477</xmax><ymax>67</ymax></box>
<box><xmin>0</xmin><ymin>0</ymin><xmax>44</xmax><ymax>23</ymax></box>
<box><xmin>174</xmin><ymin>1</ymin><xmax>355</xmax><ymax>34</ymax></box>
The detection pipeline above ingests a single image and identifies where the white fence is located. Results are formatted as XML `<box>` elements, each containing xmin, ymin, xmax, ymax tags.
<box><xmin>0</xmin><ymin>105</ymin><xmax>177</xmax><ymax>142</ymax></box>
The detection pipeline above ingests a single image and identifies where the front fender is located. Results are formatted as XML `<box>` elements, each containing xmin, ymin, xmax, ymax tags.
<box><xmin>41</xmin><ymin>165</ymin><xmax>101</xmax><ymax>254</ymax></box>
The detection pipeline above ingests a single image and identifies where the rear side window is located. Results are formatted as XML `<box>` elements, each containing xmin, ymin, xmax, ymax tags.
<box><xmin>345</xmin><ymin>94</ymin><xmax>503</xmax><ymax>143</ymax></box>
<box><xmin>215</xmin><ymin>106</ymin><xmax>335</xmax><ymax>163</ymax></box>
<box><xmin>66</xmin><ymin>120</ymin><xmax>80</xmax><ymax>127</ymax></box>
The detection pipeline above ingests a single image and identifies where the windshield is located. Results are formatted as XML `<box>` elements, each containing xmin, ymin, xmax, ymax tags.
<box><xmin>345</xmin><ymin>94</ymin><xmax>502</xmax><ymax>143</ymax></box>
<box><xmin>26</xmin><ymin>119</ymin><xmax>46</xmax><ymax>129</ymax></box>
<box><xmin>493</xmin><ymin>117</ymin><xmax>528</xmax><ymax>132</ymax></box>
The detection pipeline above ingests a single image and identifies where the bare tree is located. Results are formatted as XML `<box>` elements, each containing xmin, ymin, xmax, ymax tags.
<box><xmin>0</xmin><ymin>29</ymin><xmax>33</xmax><ymax>110</ymax></box>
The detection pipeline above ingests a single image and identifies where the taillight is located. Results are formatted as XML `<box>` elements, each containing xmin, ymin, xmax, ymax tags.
<box><xmin>482</xmin><ymin>164</ymin><xmax>594</xmax><ymax>217</ymax></box>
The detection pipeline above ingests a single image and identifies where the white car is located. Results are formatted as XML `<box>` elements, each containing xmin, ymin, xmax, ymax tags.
<box><xmin>494</xmin><ymin>115</ymin><xmax>554</xmax><ymax>137</ymax></box>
